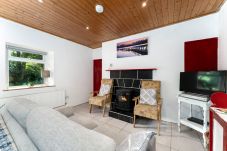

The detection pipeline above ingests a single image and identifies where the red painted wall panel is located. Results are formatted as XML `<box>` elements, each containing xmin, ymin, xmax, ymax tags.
<box><xmin>185</xmin><ymin>37</ymin><xmax>218</xmax><ymax>72</ymax></box>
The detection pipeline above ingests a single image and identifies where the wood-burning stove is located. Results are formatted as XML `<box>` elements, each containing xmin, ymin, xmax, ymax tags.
<box><xmin>115</xmin><ymin>88</ymin><xmax>134</xmax><ymax>112</ymax></box>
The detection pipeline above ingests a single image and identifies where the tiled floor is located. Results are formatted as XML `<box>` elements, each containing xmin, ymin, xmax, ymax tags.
<box><xmin>68</xmin><ymin>103</ymin><xmax>206</xmax><ymax>151</ymax></box>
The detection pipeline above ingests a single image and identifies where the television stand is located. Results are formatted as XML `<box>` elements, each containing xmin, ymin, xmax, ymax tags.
<box><xmin>179</xmin><ymin>92</ymin><xmax>209</xmax><ymax>102</ymax></box>
<box><xmin>178</xmin><ymin>93</ymin><xmax>210</xmax><ymax>147</ymax></box>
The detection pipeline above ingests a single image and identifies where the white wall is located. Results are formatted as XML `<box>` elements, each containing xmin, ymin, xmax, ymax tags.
<box><xmin>92</xmin><ymin>48</ymin><xmax>102</xmax><ymax>60</ymax></box>
<box><xmin>218</xmin><ymin>2</ymin><xmax>227</xmax><ymax>70</ymax></box>
<box><xmin>0</xmin><ymin>18</ymin><xmax>93</xmax><ymax>106</ymax></box>
<box><xmin>102</xmin><ymin>14</ymin><xmax>219</xmax><ymax>122</ymax></box>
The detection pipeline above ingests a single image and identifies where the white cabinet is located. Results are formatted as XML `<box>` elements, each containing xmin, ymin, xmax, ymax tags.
<box><xmin>178</xmin><ymin>95</ymin><xmax>210</xmax><ymax>147</ymax></box>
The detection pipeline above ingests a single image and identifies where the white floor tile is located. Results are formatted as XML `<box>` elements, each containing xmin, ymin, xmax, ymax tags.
<box><xmin>70</xmin><ymin>103</ymin><xmax>204</xmax><ymax>151</ymax></box>
<box><xmin>156</xmin><ymin>143</ymin><xmax>171</xmax><ymax>151</ymax></box>
<box><xmin>106</xmin><ymin>118</ymin><xmax>128</xmax><ymax>129</ymax></box>
<box><xmin>171</xmin><ymin>136</ymin><xmax>205</xmax><ymax>151</ymax></box>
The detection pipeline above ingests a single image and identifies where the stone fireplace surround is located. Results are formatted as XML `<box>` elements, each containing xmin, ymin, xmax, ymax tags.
<box><xmin>107</xmin><ymin>68</ymin><xmax>156</xmax><ymax>123</ymax></box>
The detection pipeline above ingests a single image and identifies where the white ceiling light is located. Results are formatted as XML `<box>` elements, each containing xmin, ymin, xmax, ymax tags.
<box><xmin>95</xmin><ymin>4</ymin><xmax>104</xmax><ymax>14</ymax></box>
<box><xmin>86</xmin><ymin>26</ymin><xmax>90</xmax><ymax>30</ymax></box>
<box><xmin>38</xmin><ymin>0</ymin><xmax>43</xmax><ymax>3</ymax></box>
<box><xmin>142</xmin><ymin>1</ymin><xmax>147</xmax><ymax>8</ymax></box>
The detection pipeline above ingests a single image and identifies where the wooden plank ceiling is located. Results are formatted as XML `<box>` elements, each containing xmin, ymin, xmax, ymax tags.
<box><xmin>0</xmin><ymin>0</ymin><xmax>225</xmax><ymax>48</ymax></box>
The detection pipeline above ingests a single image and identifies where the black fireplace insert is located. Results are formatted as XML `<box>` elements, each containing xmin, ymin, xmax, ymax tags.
<box><xmin>115</xmin><ymin>88</ymin><xmax>135</xmax><ymax>112</ymax></box>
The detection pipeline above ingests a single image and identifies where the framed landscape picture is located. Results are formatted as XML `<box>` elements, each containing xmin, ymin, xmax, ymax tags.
<box><xmin>117</xmin><ymin>37</ymin><xmax>148</xmax><ymax>58</ymax></box>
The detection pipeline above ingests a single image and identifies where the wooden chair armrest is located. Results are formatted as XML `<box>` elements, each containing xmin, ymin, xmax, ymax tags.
<box><xmin>103</xmin><ymin>93</ymin><xmax>113</xmax><ymax>104</ymax></box>
<box><xmin>104</xmin><ymin>93</ymin><xmax>110</xmax><ymax>97</ymax></box>
<box><xmin>90</xmin><ymin>91</ymin><xmax>99</xmax><ymax>97</ymax></box>
<box><xmin>94</xmin><ymin>91</ymin><xmax>99</xmax><ymax>94</ymax></box>
<box><xmin>133</xmin><ymin>96</ymin><xmax>140</xmax><ymax>106</ymax></box>
<box><xmin>133</xmin><ymin>96</ymin><xmax>140</xmax><ymax>101</ymax></box>
<box><xmin>157</xmin><ymin>102</ymin><xmax>162</xmax><ymax>106</ymax></box>
<box><xmin>157</xmin><ymin>98</ymin><xmax>163</xmax><ymax>105</ymax></box>
<box><xmin>157</xmin><ymin>98</ymin><xmax>163</xmax><ymax>111</ymax></box>
<box><xmin>104</xmin><ymin>92</ymin><xmax>113</xmax><ymax>98</ymax></box>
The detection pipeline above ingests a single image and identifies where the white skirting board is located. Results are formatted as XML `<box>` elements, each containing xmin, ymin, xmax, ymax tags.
<box><xmin>0</xmin><ymin>89</ymin><xmax>66</xmax><ymax>108</ymax></box>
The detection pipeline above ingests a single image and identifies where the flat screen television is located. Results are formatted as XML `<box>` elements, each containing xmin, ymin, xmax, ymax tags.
<box><xmin>180</xmin><ymin>71</ymin><xmax>226</xmax><ymax>95</ymax></box>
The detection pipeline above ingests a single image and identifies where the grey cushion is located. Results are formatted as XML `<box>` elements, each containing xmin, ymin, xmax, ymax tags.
<box><xmin>116</xmin><ymin>131</ymin><xmax>156</xmax><ymax>151</ymax></box>
<box><xmin>26</xmin><ymin>107</ymin><xmax>116</xmax><ymax>151</ymax></box>
<box><xmin>6</xmin><ymin>98</ymin><xmax>39</xmax><ymax>130</ymax></box>
<box><xmin>1</xmin><ymin>108</ymin><xmax>38</xmax><ymax>151</ymax></box>
<box><xmin>140</xmin><ymin>88</ymin><xmax>157</xmax><ymax>105</ymax></box>
<box><xmin>98</xmin><ymin>84</ymin><xmax>111</xmax><ymax>96</ymax></box>
<box><xmin>147</xmin><ymin>135</ymin><xmax>156</xmax><ymax>151</ymax></box>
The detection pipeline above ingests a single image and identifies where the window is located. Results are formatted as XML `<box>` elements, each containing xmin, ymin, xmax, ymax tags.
<box><xmin>7</xmin><ymin>44</ymin><xmax>48</xmax><ymax>89</ymax></box>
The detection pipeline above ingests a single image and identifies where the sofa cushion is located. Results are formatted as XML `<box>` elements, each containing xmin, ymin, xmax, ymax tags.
<box><xmin>6</xmin><ymin>98</ymin><xmax>38</xmax><ymax>130</ymax></box>
<box><xmin>26</xmin><ymin>107</ymin><xmax>116</xmax><ymax>151</ymax></box>
<box><xmin>1</xmin><ymin>108</ymin><xmax>38</xmax><ymax>151</ymax></box>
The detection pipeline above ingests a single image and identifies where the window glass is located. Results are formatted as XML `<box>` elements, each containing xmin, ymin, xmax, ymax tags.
<box><xmin>9</xmin><ymin>50</ymin><xmax>43</xmax><ymax>60</ymax></box>
<box><xmin>7</xmin><ymin>45</ymin><xmax>47</xmax><ymax>88</ymax></box>
<box><xmin>9</xmin><ymin>61</ymin><xmax>44</xmax><ymax>87</ymax></box>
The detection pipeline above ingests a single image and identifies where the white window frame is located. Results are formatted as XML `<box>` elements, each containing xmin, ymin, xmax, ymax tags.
<box><xmin>6</xmin><ymin>43</ymin><xmax>49</xmax><ymax>90</ymax></box>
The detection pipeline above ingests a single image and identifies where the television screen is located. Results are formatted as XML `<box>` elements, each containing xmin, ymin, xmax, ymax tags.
<box><xmin>180</xmin><ymin>71</ymin><xmax>226</xmax><ymax>95</ymax></box>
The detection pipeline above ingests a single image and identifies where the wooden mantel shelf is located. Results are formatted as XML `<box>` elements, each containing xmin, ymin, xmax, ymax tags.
<box><xmin>106</xmin><ymin>68</ymin><xmax>157</xmax><ymax>71</ymax></box>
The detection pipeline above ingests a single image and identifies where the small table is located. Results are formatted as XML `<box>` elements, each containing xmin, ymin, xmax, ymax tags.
<box><xmin>178</xmin><ymin>95</ymin><xmax>210</xmax><ymax>147</ymax></box>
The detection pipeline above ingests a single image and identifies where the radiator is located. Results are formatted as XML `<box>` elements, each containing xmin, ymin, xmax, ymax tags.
<box><xmin>0</xmin><ymin>89</ymin><xmax>66</xmax><ymax>108</ymax></box>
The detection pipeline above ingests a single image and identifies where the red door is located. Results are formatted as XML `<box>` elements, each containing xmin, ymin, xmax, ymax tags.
<box><xmin>93</xmin><ymin>59</ymin><xmax>102</xmax><ymax>92</ymax></box>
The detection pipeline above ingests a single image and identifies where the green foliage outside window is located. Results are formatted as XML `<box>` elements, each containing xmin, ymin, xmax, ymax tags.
<box><xmin>9</xmin><ymin>50</ymin><xmax>44</xmax><ymax>87</ymax></box>
<box><xmin>10</xmin><ymin>50</ymin><xmax>43</xmax><ymax>60</ymax></box>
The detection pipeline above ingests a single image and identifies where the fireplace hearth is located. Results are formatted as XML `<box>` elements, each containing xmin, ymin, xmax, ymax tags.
<box><xmin>108</xmin><ymin>68</ymin><xmax>155</xmax><ymax>123</ymax></box>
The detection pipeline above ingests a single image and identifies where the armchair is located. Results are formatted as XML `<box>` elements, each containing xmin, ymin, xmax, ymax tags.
<box><xmin>133</xmin><ymin>80</ymin><xmax>162</xmax><ymax>135</ymax></box>
<box><xmin>89</xmin><ymin>79</ymin><xmax>113</xmax><ymax>117</ymax></box>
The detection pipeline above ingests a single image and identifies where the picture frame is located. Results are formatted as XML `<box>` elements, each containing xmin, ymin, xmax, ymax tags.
<box><xmin>117</xmin><ymin>37</ymin><xmax>148</xmax><ymax>58</ymax></box>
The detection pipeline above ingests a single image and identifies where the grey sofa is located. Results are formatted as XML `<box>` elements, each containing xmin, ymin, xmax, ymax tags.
<box><xmin>0</xmin><ymin>98</ymin><xmax>116</xmax><ymax>151</ymax></box>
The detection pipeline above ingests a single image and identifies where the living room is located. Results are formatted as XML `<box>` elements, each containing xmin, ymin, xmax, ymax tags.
<box><xmin>0</xmin><ymin>0</ymin><xmax>227</xmax><ymax>151</ymax></box>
